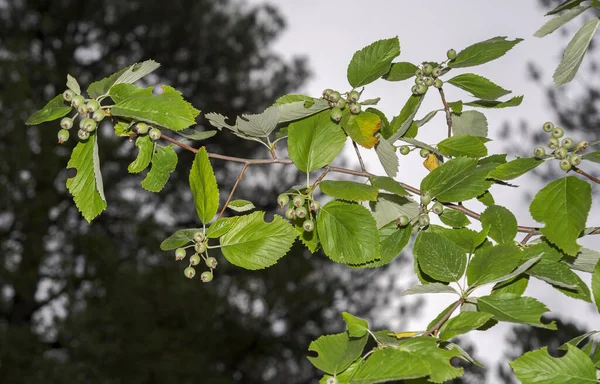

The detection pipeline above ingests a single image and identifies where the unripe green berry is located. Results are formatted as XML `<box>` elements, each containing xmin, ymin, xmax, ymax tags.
<box><xmin>149</xmin><ymin>128</ymin><xmax>161</xmax><ymax>141</ymax></box>
<box><xmin>284</xmin><ymin>207</ymin><xmax>295</xmax><ymax>219</ymax></box>
<box><xmin>554</xmin><ymin>147</ymin><xmax>568</xmax><ymax>159</ymax></box>
<box><xmin>419</xmin><ymin>148</ymin><xmax>430</xmax><ymax>158</ymax></box>
<box><xmin>277</xmin><ymin>194</ymin><xmax>289</xmax><ymax>208</ymax></box>
<box><xmin>86</xmin><ymin>99</ymin><xmax>100</xmax><ymax>113</ymax></box>
<box><xmin>411</xmin><ymin>85</ymin><xmax>420</xmax><ymax>96</ymax></box>
<box><xmin>422</xmin><ymin>63</ymin><xmax>433</xmax><ymax>75</ymax></box>
<box><xmin>293</xmin><ymin>195</ymin><xmax>305</xmax><ymax>208</ymax></box>
<box><xmin>416</xmin><ymin>84</ymin><xmax>428</xmax><ymax>95</ymax></box>
<box><xmin>577</xmin><ymin>140</ymin><xmax>589</xmax><ymax>151</ymax></box>
<box><xmin>330</xmin><ymin>91</ymin><xmax>341</xmax><ymax>102</ymax></box>
<box><xmin>309</xmin><ymin>201</ymin><xmax>320</xmax><ymax>211</ymax></box>
<box><xmin>80</xmin><ymin>117</ymin><xmax>97</xmax><ymax>132</ymax></box>
<box><xmin>71</xmin><ymin>95</ymin><xmax>85</xmax><ymax>108</ymax></box>
<box><xmin>135</xmin><ymin>122</ymin><xmax>149</xmax><ymax>134</ymax></box>
<box><xmin>303</xmin><ymin>219</ymin><xmax>315</xmax><ymax>232</ymax></box>
<box><xmin>57</xmin><ymin>129</ymin><xmax>70</xmax><ymax>144</ymax></box>
<box><xmin>420</xmin><ymin>193</ymin><xmax>432</xmax><ymax>206</ymax></box>
<box><xmin>330</xmin><ymin>107</ymin><xmax>343</xmax><ymax>122</ymax></box>
<box><xmin>431</xmin><ymin>202</ymin><xmax>444</xmax><ymax>215</ymax></box>
<box><xmin>542</xmin><ymin>121</ymin><xmax>554</xmax><ymax>132</ymax></box>
<box><xmin>189</xmin><ymin>254</ymin><xmax>201</xmax><ymax>266</ymax></box>
<box><xmin>414</xmin><ymin>76</ymin><xmax>424</xmax><ymax>85</ymax></box>
<box><xmin>447</xmin><ymin>49</ymin><xmax>457</xmax><ymax>60</ymax></box>
<box><xmin>561</xmin><ymin>137</ymin><xmax>574</xmax><ymax>149</ymax></box>
<box><xmin>205</xmin><ymin>256</ymin><xmax>218</xmax><ymax>269</ymax></box>
<box><xmin>200</xmin><ymin>271</ymin><xmax>213</xmax><ymax>283</ymax></box>
<box><xmin>399</xmin><ymin>145</ymin><xmax>410</xmax><ymax>155</ymax></box>
<box><xmin>335</xmin><ymin>98</ymin><xmax>347</xmax><ymax>109</ymax></box>
<box><xmin>193</xmin><ymin>231</ymin><xmax>205</xmax><ymax>243</ymax></box>
<box><xmin>175</xmin><ymin>247</ymin><xmax>187</xmax><ymax>261</ymax></box>
<box><xmin>533</xmin><ymin>146</ymin><xmax>546</xmax><ymax>157</ymax></box>
<box><xmin>424</xmin><ymin>77</ymin><xmax>434</xmax><ymax>87</ymax></box>
<box><xmin>92</xmin><ymin>109</ymin><xmax>106</xmax><ymax>122</ymax></box>
<box><xmin>434</xmin><ymin>79</ymin><xmax>443</xmax><ymax>88</ymax></box>
<box><xmin>547</xmin><ymin>137</ymin><xmax>559</xmax><ymax>149</ymax></box>
<box><xmin>184</xmin><ymin>266</ymin><xmax>196</xmax><ymax>279</ymax></box>
<box><xmin>348</xmin><ymin>90</ymin><xmax>360</xmax><ymax>102</ymax></box>
<box><xmin>569</xmin><ymin>153</ymin><xmax>582</xmax><ymax>166</ymax></box>
<box><xmin>63</xmin><ymin>89</ymin><xmax>75</xmax><ymax>102</ymax></box>
<box><xmin>551</xmin><ymin>127</ymin><xmax>564</xmax><ymax>138</ymax></box>
<box><xmin>418</xmin><ymin>214</ymin><xmax>430</xmax><ymax>227</ymax></box>
<box><xmin>60</xmin><ymin>117</ymin><xmax>73</xmax><ymax>130</ymax></box>
<box><xmin>77</xmin><ymin>129</ymin><xmax>90</xmax><ymax>141</ymax></box>
<box><xmin>295</xmin><ymin>206</ymin><xmax>308</xmax><ymax>219</ymax></box>
<box><xmin>415</xmin><ymin>69</ymin><xmax>424</xmax><ymax>77</ymax></box>
<box><xmin>77</xmin><ymin>104</ymin><xmax>88</xmax><ymax>115</ymax></box>
<box><xmin>349</xmin><ymin>103</ymin><xmax>361</xmax><ymax>115</ymax></box>
<box><xmin>397</xmin><ymin>215</ymin><xmax>409</xmax><ymax>227</ymax></box>
<box><xmin>322</xmin><ymin>89</ymin><xmax>334</xmax><ymax>99</ymax></box>
<box><xmin>559</xmin><ymin>159</ymin><xmax>571</xmax><ymax>171</ymax></box>
<box><xmin>194</xmin><ymin>241</ymin><xmax>207</xmax><ymax>254</ymax></box>
<box><xmin>432</xmin><ymin>67</ymin><xmax>442</xmax><ymax>78</ymax></box>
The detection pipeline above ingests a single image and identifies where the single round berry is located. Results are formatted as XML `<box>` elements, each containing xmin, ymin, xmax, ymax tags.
<box><xmin>295</xmin><ymin>206</ymin><xmax>308</xmax><ymax>219</ymax></box>
<box><xmin>399</xmin><ymin>145</ymin><xmax>410</xmax><ymax>155</ymax></box>
<box><xmin>200</xmin><ymin>271</ymin><xmax>213</xmax><ymax>283</ymax></box>
<box><xmin>415</xmin><ymin>69</ymin><xmax>424</xmax><ymax>77</ymax></box>
<box><xmin>432</xmin><ymin>67</ymin><xmax>442</xmax><ymax>78</ymax></box>
<box><xmin>424</xmin><ymin>77</ymin><xmax>434</xmax><ymax>87</ymax></box>
<box><xmin>309</xmin><ymin>201</ymin><xmax>320</xmax><ymax>211</ymax></box>
<box><xmin>551</xmin><ymin>127</ymin><xmax>564</xmax><ymax>138</ymax></box>
<box><xmin>418</xmin><ymin>214</ymin><xmax>430</xmax><ymax>227</ymax></box>
<box><xmin>284</xmin><ymin>207</ymin><xmax>295</xmax><ymax>219</ymax></box>
<box><xmin>533</xmin><ymin>146</ymin><xmax>546</xmax><ymax>157</ymax></box>
<box><xmin>431</xmin><ymin>202</ymin><xmax>444</xmax><ymax>215</ymax></box>
<box><xmin>60</xmin><ymin>117</ymin><xmax>73</xmax><ymax>130</ymax></box>
<box><xmin>348</xmin><ymin>90</ymin><xmax>360</xmax><ymax>102</ymax></box>
<box><xmin>63</xmin><ymin>89</ymin><xmax>75</xmax><ymax>102</ymax></box>
<box><xmin>447</xmin><ymin>49</ymin><xmax>457</xmax><ymax>60</ymax></box>
<box><xmin>411</xmin><ymin>85</ymin><xmax>420</xmax><ymax>96</ymax></box>
<box><xmin>57</xmin><ymin>129</ymin><xmax>70</xmax><ymax>144</ymax></box>
<box><xmin>420</xmin><ymin>193</ymin><xmax>432</xmax><ymax>206</ymax></box>
<box><xmin>330</xmin><ymin>91</ymin><xmax>341</xmax><ymax>102</ymax></box>
<box><xmin>277</xmin><ymin>193</ymin><xmax>290</xmax><ymax>208</ymax></box>
<box><xmin>77</xmin><ymin>129</ymin><xmax>90</xmax><ymax>141</ymax></box>
<box><xmin>71</xmin><ymin>95</ymin><xmax>86</xmax><ymax>109</ymax></box>
<box><xmin>184</xmin><ymin>266</ymin><xmax>196</xmax><ymax>279</ymax></box>
<box><xmin>349</xmin><ymin>103</ymin><xmax>361</xmax><ymax>115</ymax></box>
<box><xmin>577</xmin><ymin>140</ymin><xmax>589</xmax><ymax>151</ymax></box>
<box><xmin>419</xmin><ymin>148</ymin><xmax>430</xmax><ymax>158</ymax></box>
<box><xmin>335</xmin><ymin>98</ymin><xmax>347</xmax><ymax>109</ymax></box>
<box><xmin>542</xmin><ymin>121</ymin><xmax>554</xmax><ymax>132</ymax></box>
<box><xmin>149</xmin><ymin>128</ymin><xmax>161</xmax><ymax>141</ymax></box>
<box><xmin>92</xmin><ymin>109</ymin><xmax>106</xmax><ymax>122</ymax></box>
<box><xmin>322</xmin><ymin>88</ymin><xmax>334</xmax><ymax>99</ymax></box>
<box><xmin>330</xmin><ymin>107</ymin><xmax>343</xmax><ymax>122</ymax></box>
<box><xmin>433</xmin><ymin>79</ymin><xmax>443</xmax><ymax>88</ymax></box>
<box><xmin>136</xmin><ymin>122</ymin><xmax>149</xmax><ymax>134</ymax></box>
<box><xmin>86</xmin><ymin>99</ymin><xmax>100</xmax><ymax>113</ymax></box>
<box><xmin>554</xmin><ymin>147</ymin><xmax>568</xmax><ymax>159</ymax></box>
<box><xmin>205</xmin><ymin>256</ymin><xmax>218</xmax><ymax>269</ymax></box>
<box><xmin>194</xmin><ymin>241</ymin><xmax>207</xmax><ymax>254</ymax></box>
<box><xmin>397</xmin><ymin>215</ymin><xmax>409</xmax><ymax>227</ymax></box>
<box><xmin>292</xmin><ymin>195</ymin><xmax>305</xmax><ymax>208</ymax></box>
<box><xmin>561</xmin><ymin>137</ymin><xmax>575</xmax><ymax>149</ymax></box>
<box><xmin>414</xmin><ymin>76</ymin><xmax>425</xmax><ymax>85</ymax></box>
<box><xmin>189</xmin><ymin>254</ymin><xmax>201</xmax><ymax>266</ymax></box>
<box><xmin>193</xmin><ymin>231</ymin><xmax>205</xmax><ymax>243</ymax></box>
<box><xmin>328</xmin><ymin>101</ymin><xmax>336</xmax><ymax>108</ymax></box>
<box><xmin>175</xmin><ymin>248</ymin><xmax>187</xmax><ymax>261</ymax></box>
<box><xmin>303</xmin><ymin>219</ymin><xmax>315</xmax><ymax>232</ymax></box>
<box><xmin>326</xmin><ymin>377</ymin><xmax>338</xmax><ymax>384</ymax></box>
<box><xmin>422</xmin><ymin>63</ymin><xmax>433</xmax><ymax>75</ymax></box>
<box><xmin>569</xmin><ymin>153</ymin><xmax>582</xmax><ymax>166</ymax></box>
<box><xmin>77</xmin><ymin>104</ymin><xmax>88</xmax><ymax>115</ymax></box>
<box><xmin>416</xmin><ymin>84</ymin><xmax>428</xmax><ymax>95</ymax></box>
<box><xmin>80</xmin><ymin>117</ymin><xmax>97</xmax><ymax>132</ymax></box>
<box><xmin>559</xmin><ymin>159</ymin><xmax>571</xmax><ymax>171</ymax></box>
<box><xmin>547</xmin><ymin>137</ymin><xmax>559</xmax><ymax>149</ymax></box>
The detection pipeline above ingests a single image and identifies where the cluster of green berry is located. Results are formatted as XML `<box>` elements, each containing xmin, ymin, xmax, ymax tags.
<box><xmin>397</xmin><ymin>144</ymin><xmax>432</xmax><ymax>158</ymax></box>
<box><xmin>410</xmin><ymin>49</ymin><xmax>456</xmax><ymax>96</ymax></box>
<box><xmin>278</xmin><ymin>193</ymin><xmax>319</xmax><ymax>233</ymax></box>
<box><xmin>174</xmin><ymin>231</ymin><xmax>217</xmax><ymax>282</ymax></box>
<box><xmin>396</xmin><ymin>192</ymin><xmax>443</xmax><ymax>229</ymax></box>
<box><xmin>59</xmin><ymin>89</ymin><xmax>107</xmax><ymax>143</ymax></box>
<box><xmin>133</xmin><ymin>122</ymin><xmax>162</xmax><ymax>141</ymax></box>
<box><xmin>533</xmin><ymin>122</ymin><xmax>589</xmax><ymax>171</ymax></box>
<box><xmin>322</xmin><ymin>88</ymin><xmax>362</xmax><ymax>122</ymax></box>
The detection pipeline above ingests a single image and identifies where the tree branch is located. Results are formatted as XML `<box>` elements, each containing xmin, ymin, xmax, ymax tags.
<box><xmin>423</xmin><ymin>297</ymin><xmax>465</xmax><ymax>337</ymax></box>
<box><xmin>352</xmin><ymin>141</ymin><xmax>367</xmax><ymax>172</ymax></box>
<box><xmin>574</xmin><ymin>167</ymin><xmax>600</xmax><ymax>184</ymax></box>
<box><xmin>438</xmin><ymin>87</ymin><xmax>453</xmax><ymax>138</ymax></box>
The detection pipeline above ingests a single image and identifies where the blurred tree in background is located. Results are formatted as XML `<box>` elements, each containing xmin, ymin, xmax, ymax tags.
<box><xmin>0</xmin><ymin>1</ymin><xmax>415</xmax><ymax>382</ymax></box>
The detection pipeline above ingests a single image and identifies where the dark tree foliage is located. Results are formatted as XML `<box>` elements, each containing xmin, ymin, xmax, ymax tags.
<box><xmin>0</xmin><ymin>1</ymin><xmax>415</xmax><ymax>383</ymax></box>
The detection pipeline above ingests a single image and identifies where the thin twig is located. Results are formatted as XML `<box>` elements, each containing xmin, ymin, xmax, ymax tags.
<box><xmin>217</xmin><ymin>162</ymin><xmax>249</xmax><ymax>220</ymax></box>
<box><xmin>438</xmin><ymin>87</ymin><xmax>453</xmax><ymax>138</ymax></box>
<box><xmin>352</xmin><ymin>141</ymin><xmax>367</xmax><ymax>172</ymax></box>
<box><xmin>520</xmin><ymin>230</ymin><xmax>536</xmax><ymax>245</ymax></box>
<box><xmin>160</xmin><ymin>133</ymin><xmax>198</xmax><ymax>153</ymax></box>
<box><xmin>311</xmin><ymin>168</ymin><xmax>330</xmax><ymax>191</ymax></box>
<box><xmin>574</xmin><ymin>167</ymin><xmax>600</xmax><ymax>184</ymax></box>
<box><xmin>423</xmin><ymin>298</ymin><xmax>465</xmax><ymax>337</ymax></box>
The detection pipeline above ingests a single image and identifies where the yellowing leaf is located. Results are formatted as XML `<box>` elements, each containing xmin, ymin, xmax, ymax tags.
<box><xmin>423</xmin><ymin>153</ymin><xmax>439</xmax><ymax>171</ymax></box>
<box><xmin>342</xmin><ymin>111</ymin><xmax>381</xmax><ymax>149</ymax></box>
<box><xmin>390</xmin><ymin>331</ymin><xmax>418</xmax><ymax>339</ymax></box>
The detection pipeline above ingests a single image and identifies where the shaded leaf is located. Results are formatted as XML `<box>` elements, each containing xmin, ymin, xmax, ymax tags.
<box><xmin>554</xmin><ymin>18</ymin><xmax>600</xmax><ymax>86</ymax></box>
<box><xmin>307</xmin><ymin>332</ymin><xmax>367</xmax><ymax>375</ymax></box>
<box><xmin>26</xmin><ymin>94</ymin><xmax>72</xmax><ymax>125</ymax></box>
<box><xmin>141</xmin><ymin>145</ymin><xmax>178</xmax><ymax>192</ymax></box>
<box><xmin>127</xmin><ymin>135</ymin><xmax>153</xmax><ymax>173</ymax></box>
<box><xmin>375</xmin><ymin>135</ymin><xmax>399</xmax><ymax>177</ymax></box>
<box><xmin>438</xmin><ymin>135</ymin><xmax>488</xmax><ymax>158</ymax></box>
<box><xmin>488</xmin><ymin>157</ymin><xmax>545</xmax><ymax>180</ymax></box>
<box><xmin>386</xmin><ymin>94</ymin><xmax>424</xmax><ymax>141</ymax></box>
<box><xmin>414</xmin><ymin>231</ymin><xmax>467</xmax><ymax>283</ymax></box>
<box><xmin>534</xmin><ymin>5</ymin><xmax>589</xmax><ymax>37</ymax></box>
<box><xmin>369</xmin><ymin>176</ymin><xmax>408</xmax><ymax>196</ymax></box>
<box><xmin>160</xmin><ymin>228</ymin><xmax>203</xmax><ymax>250</ymax></box>
<box><xmin>480</xmin><ymin>205</ymin><xmax>518</xmax><ymax>244</ymax></box>
<box><xmin>451</xmin><ymin>110</ymin><xmax>488</xmax><ymax>137</ymax></box>
<box><xmin>464</xmin><ymin>96</ymin><xmax>524</xmax><ymax>109</ymax></box>
<box><xmin>439</xmin><ymin>209</ymin><xmax>471</xmax><ymax>228</ymax></box>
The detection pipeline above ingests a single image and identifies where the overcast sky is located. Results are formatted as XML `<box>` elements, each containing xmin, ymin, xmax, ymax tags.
<box><xmin>249</xmin><ymin>0</ymin><xmax>600</xmax><ymax>381</ymax></box>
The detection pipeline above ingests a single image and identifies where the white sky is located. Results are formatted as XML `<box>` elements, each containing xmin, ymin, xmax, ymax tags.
<box><xmin>250</xmin><ymin>0</ymin><xmax>600</xmax><ymax>381</ymax></box>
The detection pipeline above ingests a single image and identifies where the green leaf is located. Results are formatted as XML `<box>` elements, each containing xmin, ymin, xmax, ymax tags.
<box><xmin>448</xmin><ymin>101</ymin><xmax>463</xmax><ymax>114</ymax></box>
<box><xmin>369</xmin><ymin>176</ymin><xmax>408</xmax><ymax>196</ymax></box>
<box><xmin>464</xmin><ymin>95</ymin><xmax>524</xmax><ymax>109</ymax></box>
<box><xmin>402</xmin><ymin>283</ymin><xmax>458</xmax><ymax>296</ymax></box>
<box><xmin>292</xmin><ymin>214</ymin><xmax>320</xmax><ymax>254</ymax></box>
<box><xmin>438</xmin><ymin>135</ymin><xmax>488</xmax><ymax>158</ymax></box>
<box><xmin>530</xmin><ymin>176</ymin><xmax>591</xmax><ymax>255</ymax></box>
<box><xmin>26</xmin><ymin>94</ymin><xmax>72</xmax><ymax>125</ymax></box>
<box><xmin>510</xmin><ymin>345</ymin><xmax>597</xmax><ymax>384</ymax></box>
<box><xmin>160</xmin><ymin>228</ymin><xmax>202</xmax><ymax>250</ymax></box>
<box><xmin>488</xmin><ymin>157</ymin><xmax>545</xmax><ymax>180</ymax></box>
<box><xmin>114</xmin><ymin>121</ymin><xmax>133</xmax><ymax>137</ymax></box>
<box><xmin>317</xmin><ymin>201</ymin><xmax>380</xmax><ymax>264</ymax></box>
<box><xmin>384</xmin><ymin>61</ymin><xmax>418</xmax><ymax>81</ymax></box>
<box><xmin>206</xmin><ymin>217</ymin><xmax>239</xmax><ymax>239</ymax></box>
<box><xmin>374</xmin><ymin>136</ymin><xmax>399</xmax><ymax>177</ymax></box>
<box><xmin>347</xmin><ymin>37</ymin><xmax>401</xmax><ymax>87</ymax></box>
<box><xmin>395</xmin><ymin>337</ymin><xmax>464</xmax><ymax>383</ymax></box>
<box><xmin>414</xmin><ymin>231</ymin><xmax>467</xmax><ymax>283</ymax></box>
<box><xmin>108</xmin><ymin>83</ymin><xmax>143</xmax><ymax>103</ymax></box>
<box><xmin>534</xmin><ymin>6</ymin><xmax>589</xmax><ymax>37</ymax></box>
<box><xmin>477</xmin><ymin>190</ymin><xmax>495</xmax><ymax>206</ymax></box>
<box><xmin>274</xmin><ymin>94</ymin><xmax>314</xmax><ymax>105</ymax></box>
<box><xmin>220</xmin><ymin>211</ymin><xmax>296</xmax><ymax>270</ymax></box>
<box><xmin>66</xmin><ymin>74</ymin><xmax>81</xmax><ymax>95</ymax></box>
<box><xmin>451</xmin><ymin>110</ymin><xmax>488</xmax><ymax>137</ymax></box>
<box><xmin>111</xmin><ymin>85</ymin><xmax>200</xmax><ymax>131</ymax></box>
<box><xmin>567</xmin><ymin>248</ymin><xmax>600</xmax><ymax>273</ymax></box>
<box><xmin>554</xmin><ymin>18</ymin><xmax>600</xmax><ymax>86</ymax></box>
<box><xmin>467</xmin><ymin>244</ymin><xmax>522</xmax><ymax>288</ymax></box>
<box><xmin>593</xmin><ymin>262</ymin><xmax>600</xmax><ymax>312</ymax></box>
<box><xmin>386</xmin><ymin>94</ymin><xmax>424</xmax><ymax>141</ymax></box>
<box><xmin>439</xmin><ymin>312</ymin><xmax>495</xmax><ymax>341</ymax></box>
<box><xmin>189</xmin><ymin>147</ymin><xmax>219</xmax><ymax>225</ymax></box>
<box><xmin>319</xmin><ymin>180</ymin><xmax>378</xmax><ymax>202</ymax></box>
<box><xmin>341</xmin><ymin>111</ymin><xmax>381</xmax><ymax>149</ymax></box>
<box><xmin>287</xmin><ymin>110</ymin><xmax>347</xmax><ymax>173</ymax></box>
<box><xmin>307</xmin><ymin>332</ymin><xmax>367</xmax><ymax>375</ymax></box>
<box><xmin>439</xmin><ymin>209</ymin><xmax>471</xmax><ymax>228</ymax></box>
<box><xmin>66</xmin><ymin>136</ymin><xmax>107</xmax><ymax>222</ymax></box>
<box><xmin>369</xmin><ymin>193</ymin><xmax>419</xmax><ymax>228</ymax></box>
<box><xmin>127</xmin><ymin>135</ymin><xmax>153</xmax><ymax>173</ymax></box>
<box><xmin>529</xmin><ymin>261</ymin><xmax>584</xmax><ymax>291</ymax></box>
<box><xmin>480</xmin><ymin>205</ymin><xmax>518</xmax><ymax>244</ymax></box>
<box><xmin>421</xmin><ymin>157</ymin><xmax>495</xmax><ymax>203</ymax></box>
<box><xmin>479</xmin><ymin>154</ymin><xmax>507</xmax><ymax>165</ymax></box>
<box><xmin>493</xmin><ymin>275</ymin><xmax>530</xmax><ymax>296</ymax></box>
<box><xmin>478</xmin><ymin>293</ymin><xmax>556</xmax><ymax>329</ymax></box>
<box><xmin>87</xmin><ymin>60</ymin><xmax>160</xmax><ymax>98</ymax></box>
<box><xmin>141</xmin><ymin>145</ymin><xmax>178</xmax><ymax>193</ymax></box>
<box><xmin>277</xmin><ymin>99</ymin><xmax>330</xmax><ymax>124</ymax></box>
<box><xmin>227</xmin><ymin>199</ymin><xmax>256</xmax><ymax>213</ymax></box>
<box><xmin>430</xmin><ymin>226</ymin><xmax>487</xmax><ymax>253</ymax></box>
<box><xmin>237</xmin><ymin>106</ymin><xmax>279</xmax><ymax>137</ymax></box>
<box><xmin>447</xmin><ymin>73</ymin><xmax>511</xmax><ymax>100</ymax></box>
<box><xmin>448</xmin><ymin>36</ymin><xmax>523</xmax><ymax>68</ymax></box>
<box><xmin>546</xmin><ymin>0</ymin><xmax>586</xmax><ymax>15</ymax></box>
<box><xmin>174</xmin><ymin>128</ymin><xmax>217</xmax><ymax>141</ymax></box>
<box><xmin>87</xmin><ymin>67</ymin><xmax>128</xmax><ymax>99</ymax></box>
<box><xmin>375</xmin><ymin>221</ymin><xmax>412</xmax><ymax>267</ymax></box>
<box><xmin>342</xmin><ymin>312</ymin><xmax>369</xmax><ymax>338</ymax></box>
<box><xmin>581</xmin><ymin>150</ymin><xmax>600</xmax><ymax>163</ymax></box>
<box><xmin>347</xmin><ymin>349</ymin><xmax>431</xmax><ymax>383</ymax></box>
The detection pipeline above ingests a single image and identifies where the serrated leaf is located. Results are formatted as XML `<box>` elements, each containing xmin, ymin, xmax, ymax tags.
<box><xmin>430</xmin><ymin>226</ymin><xmax>487</xmax><ymax>253</ymax></box>
<box><xmin>534</xmin><ymin>6</ymin><xmax>589</xmax><ymax>37</ymax></box>
<box><xmin>480</xmin><ymin>205</ymin><xmax>517</xmax><ymax>244</ymax></box>
<box><xmin>467</xmin><ymin>244</ymin><xmax>522</xmax><ymax>288</ymax></box>
<box><xmin>439</xmin><ymin>209</ymin><xmax>471</xmax><ymax>228</ymax></box>
<box><xmin>288</xmin><ymin>110</ymin><xmax>347</xmax><ymax>173</ymax></box>
<box><xmin>206</xmin><ymin>217</ymin><xmax>239</xmax><ymax>239</ymax></box>
<box><xmin>237</xmin><ymin>106</ymin><xmax>280</xmax><ymax>137</ymax></box>
<box><xmin>386</xmin><ymin>94</ymin><xmax>424</xmax><ymax>141</ymax></box>
<box><xmin>108</xmin><ymin>83</ymin><xmax>143</xmax><ymax>103</ymax></box>
<box><xmin>546</xmin><ymin>0</ymin><xmax>586</xmax><ymax>15</ymax></box>
<box><xmin>189</xmin><ymin>147</ymin><xmax>219</xmax><ymax>224</ymax></box>
<box><xmin>66</xmin><ymin>74</ymin><xmax>81</xmax><ymax>95</ymax></box>
<box><xmin>464</xmin><ymin>96</ymin><xmax>524</xmax><ymax>109</ymax></box>
<box><xmin>488</xmin><ymin>157</ymin><xmax>545</xmax><ymax>180</ymax></box>
<box><xmin>438</xmin><ymin>135</ymin><xmax>488</xmax><ymax>158</ymax></box>
<box><xmin>451</xmin><ymin>110</ymin><xmax>488</xmax><ymax>137</ymax></box>
<box><xmin>346</xmin><ymin>349</ymin><xmax>433</xmax><ymax>383</ymax></box>
<box><xmin>317</xmin><ymin>200</ymin><xmax>380</xmax><ymax>264</ymax></box>
<box><xmin>26</xmin><ymin>94</ymin><xmax>72</xmax><ymax>125</ymax></box>
<box><xmin>114</xmin><ymin>121</ymin><xmax>133</xmax><ymax>137</ymax></box>
<box><xmin>111</xmin><ymin>85</ymin><xmax>200</xmax><ymax>131</ymax></box>
<box><xmin>369</xmin><ymin>176</ymin><xmax>408</xmax><ymax>196</ymax></box>
<box><xmin>220</xmin><ymin>211</ymin><xmax>296</xmax><ymax>270</ymax></box>
<box><xmin>369</xmin><ymin>193</ymin><xmax>420</xmax><ymax>228</ymax></box>
<box><xmin>510</xmin><ymin>345</ymin><xmax>597</xmax><ymax>384</ymax></box>
<box><xmin>439</xmin><ymin>312</ymin><xmax>495</xmax><ymax>341</ymax></box>
<box><xmin>341</xmin><ymin>111</ymin><xmax>381</xmax><ymax>149</ymax></box>
<box><xmin>402</xmin><ymin>283</ymin><xmax>458</xmax><ymax>296</ymax></box>
<box><xmin>347</xmin><ymin>37</ymin><xmax>400</xmax><ymax>87</ymax></box>
<box><xmin>319</xmin><ymin>180</ymin><xmax>378</xmax><ymax>202</ymax></box>
<box><xmin>87</xmin><ymin>67</ymin><xmax>128</xmax><ymax>99</ymax></box>
<box><xmin>66</xmin><ymin>136</ymin><xmax>107</xmax><ymax>222</ymax></box>
<box><xmin>307</xmin><ymin>332</ymin><xmax>367</xmax><ymax>375</ymax></box>
<box><xmin>160</xmin><ymin>228</ymin><xmax>203</xmax><ymax>250</ymax></box>
<box><xmin>127</xmin><ymin>135</ymin><xmax>153</xmax><ymax>173</ymax></box>
<box><xmin>141</xmin><ymin>145</ymin><xmax>177</xmax><ymax>192</ymax></box>
<box><xmin>414</xmin><ymin>231</ymin><xmax>467</xmax><ymax>283</ymax></box>
<box><xmin>478</xmin><ymin>293</ymin><xmax>556</xmax><ymax>329</ymax></box>
<box><xmin>448</xmin><ymin>101</ymin><xmax>463</xmax><ymax>114</ymax></box>
<box><xmin>479</xmin><ymin>154</ymin><xmax>508</xmax><ymax>165</ymax></box>
<box><xmin>274</xmin><ymin>94</ymin><xmax>314</xmax><ymax>105</ymax></box>
<box><xmin>528</xmin><ymin>261</ymin><xmax>583</xmax><ymax>291</ymax></box>
<box><xmin>174</xmin><ymin>128</ymin><xmax>217</xmax><ymax>141</ymax></box>
<box><xmin>493</xmin><ymin>274</ymin><xmax>530</xmax><ymax>296</ymax></box>
<box><xmin>277</xmin><ymin>99</ymin><xmax>330</xmax><ymax>123</ymax></box>
<box><xmin>375</xmin><ymin>135</ymin><xmax>399</xmax><ymax>177</ymax></box>
<box><xmin>342</xmin><ymin>312</ymin><xmax>369</xmax><ymax>338</ymax></box>
<box><xmin>384</xmin><ymin>61</ymin><xmax>418</xmax><ymax>81</ymax></box>
<box><xmin>582</xmin><ymin>150</ymin><xmax>600</xmax><ymax>163</ymax></box>
<box><xmin>361</xmin><ymin>98</ymin><xmax>380</xmax><ymax>105</ymax></box>
<box><xmin>371</xmin><ymin>221</ymin><xmax>412</xmax><ymax>267</ymax></box>
<box><xmin>530</xmin><ymin>176</ymin><xmax>591</xmax><ymax>255</ymax></box>
<box><xmin>568</xmin><ymin>248</ymin><xmax>600</xmax><ymax>273</ymax></box>
<box><xmin>447</xmin><ymin>73</ymin><xmax>511</xmax><ymax>100</ymax></box>
<box><xmin>394</xmin><ymin>337</ymin><xmax>464</xmax><ymax>383</ymax></box>
<box><xmin>554</xmin><ymin>18</ymin><xmax>600</xmax><ymax>86</ymax></box>
<box><xmin>227</xmin><ymin>199</ymin><xmax>256</xmax><ymax>212</ymax></box>
<box><xmin>114</xmin><ymin>59</ymin><xmax>161</xmax><ymax>86</ymax></box>
<box><xmin>448</xmin><ymin>36</ymin><xmax>523</xmax><ymax>68</ymax></box>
